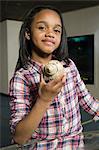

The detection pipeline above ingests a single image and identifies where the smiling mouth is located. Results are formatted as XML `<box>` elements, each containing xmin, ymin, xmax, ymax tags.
<box><xmin>42</xmin><ymin>39</ymin><xmax>55</xmax><ymax>46</ymax></box>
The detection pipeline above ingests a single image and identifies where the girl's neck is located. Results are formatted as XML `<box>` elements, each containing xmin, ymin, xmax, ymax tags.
<box><xmin>32</xmin><ymin>53</ymin><xmax>52</xmax><ymax>65</ymax></box>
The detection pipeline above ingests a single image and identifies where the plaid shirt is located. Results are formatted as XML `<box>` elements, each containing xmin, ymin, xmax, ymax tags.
<box><xmin>9</xmin><ymin>59</ymin><xmax>99</xmax><ymax>149</ymax></box>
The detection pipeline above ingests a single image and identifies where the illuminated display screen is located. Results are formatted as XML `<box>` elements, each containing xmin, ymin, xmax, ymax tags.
<box><xmin>67</xmin><ymin>34</ymin><xmax>94</xmax><ymax>84</ymax></box>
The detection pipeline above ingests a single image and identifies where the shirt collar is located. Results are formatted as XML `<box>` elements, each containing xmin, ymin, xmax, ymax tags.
<box><xmin>28</xmin><ymin>55</ymin><xmax>58</xmax><ymax>74</ymax></box>
<box><xmin>28</xmin><ymin>59</ymin><xmax>43</xmax><ymax>74</ymax></box>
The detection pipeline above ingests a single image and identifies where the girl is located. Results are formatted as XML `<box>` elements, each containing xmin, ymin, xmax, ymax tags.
<box><xmin>9</xmin><ymin>5</ymin><xmax>99</xmax><ymax>149</ymax></box>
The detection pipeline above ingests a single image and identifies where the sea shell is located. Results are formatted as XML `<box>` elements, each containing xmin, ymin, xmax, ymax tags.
<box><xmin>43</xmin><ymin>60</ymin><xmax>64</xmax><ymax>82</ymax></box>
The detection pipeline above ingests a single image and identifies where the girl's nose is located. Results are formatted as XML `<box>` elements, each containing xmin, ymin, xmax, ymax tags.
<box><xmin>45</xmin><ymin>29</ymin><xmax>54</xmax><ymax>38</ymax></box>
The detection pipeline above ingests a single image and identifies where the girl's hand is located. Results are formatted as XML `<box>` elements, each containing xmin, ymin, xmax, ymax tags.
<box><xmin>38</xmin><ymin>74</ymin><xmax>66</xmax><ymax>103</ymax></box>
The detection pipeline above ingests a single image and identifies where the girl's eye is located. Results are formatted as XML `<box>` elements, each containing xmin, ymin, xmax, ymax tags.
<box><xmin>54</xmin><ymin>29</ymin><xmax>61</xmax><ymax>34</ymax></box>
<box><xmin>54</xmin><ymin>30</ymin><xmax>60</xmax><ymax>33</ymax></box>
<box><xmin>38</xmin><ymin>26</ymin><xmax>46</xmax><ymax>30</ymax></box>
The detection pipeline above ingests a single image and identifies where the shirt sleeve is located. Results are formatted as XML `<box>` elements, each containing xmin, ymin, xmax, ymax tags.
<box><xmin>71</xmin><ymin>60</ymin><xmax>99</xmax><ymax>117</ymax></box>
<box><xmin>9</xmin><ymin>71</ymin><xmax>31</xmax><ymax>135</ymax></box>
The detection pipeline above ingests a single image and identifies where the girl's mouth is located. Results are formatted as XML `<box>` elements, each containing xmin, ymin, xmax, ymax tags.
<box><xmin>42</xmin><ymin>39</ymin><xmax>55</xmax><ymax>46</ymax></box>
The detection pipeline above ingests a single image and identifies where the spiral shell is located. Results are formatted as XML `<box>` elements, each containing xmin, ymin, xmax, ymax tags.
<box><xmin>43</xmin><ymin>60</ymin><xmax>64</xmax><ymax>82</ymax></box>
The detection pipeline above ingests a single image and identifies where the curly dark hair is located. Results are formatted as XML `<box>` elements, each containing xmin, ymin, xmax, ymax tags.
<box><xmin>15</xmin><ymin>5</ymin><xmax>70</xmax><ymax>71</ymax></box>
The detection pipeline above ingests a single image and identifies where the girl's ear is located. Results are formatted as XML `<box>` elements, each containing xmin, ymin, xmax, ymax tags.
<box><xmin>25</xmin><ymin>32</ymin><xmax>30</xmax><ymax>40</ymax></box>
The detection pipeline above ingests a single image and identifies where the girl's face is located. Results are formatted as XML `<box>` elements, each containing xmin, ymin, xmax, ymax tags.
<box><xmin>30</xmin><ymin>9</ymin><xmax>62</xmax><ymax>58</ymax></box>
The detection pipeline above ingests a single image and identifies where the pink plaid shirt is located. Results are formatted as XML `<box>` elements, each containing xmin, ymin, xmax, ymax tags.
<box><xmin>9</xmin><ymin>59</ymin><xmax>99</xmax><ymax>149</ymax></box>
